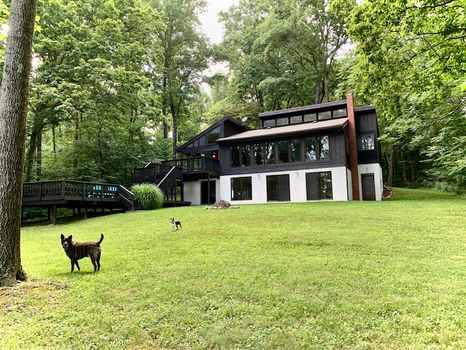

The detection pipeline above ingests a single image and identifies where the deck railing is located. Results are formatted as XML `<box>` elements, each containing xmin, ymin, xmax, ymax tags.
<box><xmin>23</xmin><ymin>180</ymin><xmax>132</xmax><ymax>206</ymax></box>
<box><xmin>161</xmin><ymin>156</ymin><xmax>219</xmax><ymax>174</ymax></box>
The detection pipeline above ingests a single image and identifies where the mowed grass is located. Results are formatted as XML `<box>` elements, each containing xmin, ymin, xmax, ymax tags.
<box><xmin>1</xmin><ymin>188</ymin><xmax>465</xmax><ymax>349</ymax></box>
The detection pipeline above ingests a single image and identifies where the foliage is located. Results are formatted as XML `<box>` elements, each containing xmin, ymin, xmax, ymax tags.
<box><xmin>131</xmin><ymin>183</ymin><xmax>164</xmax><ymax>209</ymax></box>
<box><xmin>147</xmin><ymin>0</ymin><xmax>210</xmax><ymax>156</ymax></box>
<box><xmin>340</xmin><ymin>0</ymin><xmax>466</xmax><ymax>191</ymax></box>
<box><xmin>2</xmin><ymin>194</ymin><xmax>466</xmax><ymax>347</ymax></box>
<box><xmin>212</xmin><ymin>0</ymin><xmax>355</xmax><ymax>120</ymax></box>
<box><xmin>24</xmin><ymin>0</ymin><xmax>166</xmax><ymax>185</ymax></box>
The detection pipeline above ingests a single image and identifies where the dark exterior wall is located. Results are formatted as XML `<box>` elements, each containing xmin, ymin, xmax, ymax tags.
<box><xmin>223</xmin><ymin>120</ymin><xmax>248</xmax><ymax>138</ymax></box>
<box><xmin>355</xmin><ymin>110</ymin><xmax>381</xmax><ymax>164</ymax></box>
<box><xmin>179</xmin><ymin>118</ymin><xmax>247</xmax><ymax>155</ymax></box>
<box><xmin>218</xmin><ymin>130</ymin><xmax>347</xmax><ymax>176</ymax></box>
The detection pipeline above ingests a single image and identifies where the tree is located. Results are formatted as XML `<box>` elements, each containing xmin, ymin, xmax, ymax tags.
<box><xmin>0</xmin><ymin>0</ymin><xmax>38</xmax><ymax>286</ymax></box>
<box><xmin>215</xmin><ymin>0</ymin><xmax>354</xmax><ymax>116</ymax></box>
<box><xmin>24</xmin><ymin>0</ymin><xmax>165</xmax><ymax>185</ymax></box>
<box><xmin>149</xmin><ymin>0</ymin><xmax>209</xmax><ymax>157</ymax></box>
<box><xmin>342</xmin><ymin>0</ymin><xmax>465</xmax><ymax>190</ymax></box>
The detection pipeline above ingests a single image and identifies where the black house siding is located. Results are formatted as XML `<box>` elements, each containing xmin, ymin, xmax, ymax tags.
<box><xmin>218</xmin><ymin>131</ymin><xmax>347</xmax><ymax>176</ymax></box>
<box><xmin>355</xmin><ymin>110</ymin><xmax>381</xmax><ymax>164</ymax></box>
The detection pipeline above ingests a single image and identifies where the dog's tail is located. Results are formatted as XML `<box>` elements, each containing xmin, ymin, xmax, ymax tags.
<box><xmin>96</xmin><ymin>233</ymin><xmax>104</xmax><ymax>246</ymax></box>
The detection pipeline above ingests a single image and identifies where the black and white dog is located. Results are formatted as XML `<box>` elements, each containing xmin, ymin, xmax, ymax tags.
<box><xmin>170</xmin><ymin>218</ymin><xmax>182</xmax><ymax>230</ymax></box>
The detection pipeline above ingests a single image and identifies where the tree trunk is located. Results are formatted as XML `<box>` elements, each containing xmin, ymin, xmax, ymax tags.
<box><xmin>387</xmin><ymin>148</ymin><xmax>395</xmax><ymax>187</ymax></box>
<box><xmin>0</xmin><ymin>0</ymin><xmax>38</xmax><ymax>287</ymax></box>
<box><xmin>36</xmin><ymin>131</ymin><xmax>42</xmax><ymax>180</ymax></box>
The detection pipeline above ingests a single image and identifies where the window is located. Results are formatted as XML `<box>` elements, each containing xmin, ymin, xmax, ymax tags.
<box><xmin>267</xmin><ymin>175</ymin><xmax>290</xmax><ymax>201</ymax></box>
<box><xmin>193</xmin><ymin>139</ymin><xmax>199</xmax><ymax>147</ymax></box>
<box><xmin>305</xmin><ymin>136</ymin><xmax>330</xmax><ymax>161</ymax></box>
<box><xmin>290</xmin><ymin>139</ymin><xmax>302</xmax><ymax>162</ymax></box>
<box><xmin>318</xmin><ymin>111</ymin><xmax>331</xmax><ymax>120</ymax></box>
<box><xmin>276</xmin><ymin>117</ymin><xmax>288</xmax><ymax>126</ymax></box>
<box><xmin>199</xmin><ymin>136</ymin><xmax>206</xmax><ymax>146</ymax></box>
<box><xmin>290</xmin><ymin>115</ymin><xmax>302</xmax><ymax>124</ymax></box>
<box><xmin>358</xmin><ymin>134</ymin><xmax>375</xmax><ymax>151</ymax></box>
<box><xmin>241</xmin><ymin>145</ymin><xmax>251</xmax><ymax>167</ymax></box>
<box><xmin>232</xmin><ymin>145</ymin><xmax>251</xmax><ymax>167</ymax></box>
<box><xmin>231</xmin><ymin>146</ymin><xmax>240</xmax><ymax>167</ymax></box>
<box><xmin>265</xmin><ymin>142</ymin><xmax>276</xmax><ymax>164</ymax></box>
<box><xmin>278</xmin><ymin>140</ymin><xmax>289</xmax><ymax>163</ymax></box>
<box><xmin>332</xmin><ymin>108</ymin><xmax>347</xmax><ymax>118</ymax></box>
<box><xmin>318</xmin><ymin>136</ymin><xmax>329</xmax><ymax>160</ymax></box>
<box><xmin>231</xmin><ymin>177</ymin><xmax>252</xmax><ymax>200</ymax></box>
<box><xmin>304</xmin><ymin>113</ymin><xmax>317</xmax><ymax>122</ymax></box>
<box><xmin>304</xmin><ymin>137</ymin><xmax>317</xmax><ymax>161</ymax></box>
<box><xmin>207</xmin><ymin>127</ymin><xmax>220</xmax><ymax>144</ymax></box>
<box><xmin>306</xmin><ymin>172</ymin><xmax>333</xmax><ymax>200</ymax></box>
<box><xmin>253</xmin><ymin>144</ymin><xmax>264</xmax><ymax>165</ymax></box>
<box><xmin>263</xmin><ymin>119</ymin><xmax>275</xmax><ymax>128</ymax></box>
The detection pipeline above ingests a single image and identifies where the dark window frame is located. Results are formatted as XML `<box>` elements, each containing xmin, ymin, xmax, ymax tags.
<box><xmin>306</xmin><ymin>171</ymin><xmax>333</xmax><ymax>200</ymax></box>
<box><xmin>357</xmin><ymin>134</ymin><xmax>375</xmax><ymax>151</ymax></box>
<box><xmin>231</xmin><ymin>176</ymin><xmax>252</xmax><ymax>200</ymax></box>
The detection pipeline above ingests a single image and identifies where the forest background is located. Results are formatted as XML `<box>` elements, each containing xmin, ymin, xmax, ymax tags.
<box><xmin>0</xmin><ymin>0</ymin><xmax>464</xmax><ymax>191</ymax></box>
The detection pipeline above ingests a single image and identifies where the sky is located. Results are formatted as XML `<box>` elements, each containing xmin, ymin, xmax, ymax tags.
<box><xmin>199</xmin><ymin>0</ymin><xmax>238</xmax><ymax>45</ymax></box>
<box><xmin>199</xmin><ymin>0</ymin><xmax>238</xmax><ymax>81</ymax></box>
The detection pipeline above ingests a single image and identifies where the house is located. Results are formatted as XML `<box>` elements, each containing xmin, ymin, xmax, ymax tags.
<box><xmin>134</xmin><ymin>93</ymin><xmax>383</xmax><ymax>205</ymax></box>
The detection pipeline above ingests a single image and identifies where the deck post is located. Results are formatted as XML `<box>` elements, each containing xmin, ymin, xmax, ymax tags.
<box><xmin>47</xmin><ymin>206</ymin><xmax>51</xmax><ymax>221</ymax></box>
<box><xmin>51</xmin><ymin>205</ymin><xmax>56</xmax><ymax>225</ymax></box>
<box><xmin>207</xmin><ymin>173</ymin><xmax>211</xmax><ymax>205</ymax></box>
<box><xmin>61</xmin><ymin>180</ymin><xmax>66</xmax><ymax>199</ymax></box>
<box><xmin>84</xmin><ymin>208</ymin><xmax>88</xmax><ymax>219</ymax></box>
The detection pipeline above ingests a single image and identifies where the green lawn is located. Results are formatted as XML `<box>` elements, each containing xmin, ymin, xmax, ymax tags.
<box><xmin>1</xmin><ymin>188</ymin><xmax>465</xmax><ymax>349</ymax></box>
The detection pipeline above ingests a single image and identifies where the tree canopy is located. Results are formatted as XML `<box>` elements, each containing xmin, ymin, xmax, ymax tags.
<box><xmin>0</xmin><ymin>0</ymin><xmax>463</xmax><ymax>191</ymax></box>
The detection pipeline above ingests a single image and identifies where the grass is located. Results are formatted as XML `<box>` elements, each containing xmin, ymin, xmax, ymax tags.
<box><xmin>1</xmin><ymin>188</ymin><xmax>465</xmax><ymax>349</ymax></box>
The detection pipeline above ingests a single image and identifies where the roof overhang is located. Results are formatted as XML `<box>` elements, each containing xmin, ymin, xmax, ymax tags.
<box><xmin>217</xmin><ymin>118</ymin><xmax>348</xmax><ymax>143</ymax></box>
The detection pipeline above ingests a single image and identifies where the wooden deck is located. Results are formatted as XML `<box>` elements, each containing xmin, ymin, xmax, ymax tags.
<box><xmin>22</xmin><ymin>180</ymin><xmax>135</xmax><ymax>214</ymax></box>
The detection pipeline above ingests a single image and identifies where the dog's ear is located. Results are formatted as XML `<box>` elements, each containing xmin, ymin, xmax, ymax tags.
<box><xmin>60</xmin><ymin>234</ymin><xmax>65</xmax><ymax>241</ymax></box>
<box><xmin>68</xmin><ymin>235</ymin><xmax>72</xmax><ymax>241</ymax></box>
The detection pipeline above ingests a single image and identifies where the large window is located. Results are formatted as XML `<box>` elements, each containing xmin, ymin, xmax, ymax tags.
<box><xmin>231</xmin><ymin>145</ymin><xmax>251</xmax><ymax>167</ymax></box>
<box><xmin>318</xmin><ymin>136</ymin><xmax>329</xmax><ymax>160</ymax></box>
<box><xmin>265</xmin><ymin>142</ymin><xmax>276</xmax><ymax>164</ymax></box>
<box><xmin>231</xmin><ymin>146</ymin><xmax>240</xmax><ymax>167</ymax></box>
<box><xmin>305</xmin><ymin>136</ymin><xmax>330</xmax><ymax>161</ymax></box>
<box><xmin>306</xmin><ymin>172</ymin><xmax>333</xmax><ymax>200</ymax></box>
<box><xmin>253</xmin><ymin>144</ymin><xmax>264</xmax><ymax>165</ymax></box>
<box><xmin>304</xmin><ymin>137</ymin><xmax>317</xmax><ymax>161</ymax></box>
<box><xmin>267</xmin><ymin>175</ymin><xmax>290</xmax><ymax>201</ymax></box>
<box><xmin>290</xmin><ymin>139</ymin><xmax>302</xmax><ymax>162</ymax></box>
<box><xmin>230</xmin><ymin>135</ymin><xmax>329</xmax><ymax>168</ymax></box>
<box><xmin>207</xmin><ymin>127</ymin><xmax>220</xmax><ymax>144</ymax></box>
<box><xmin>241</xmin><ymin>145</ymin><xmax>251</xmax><ymax>167</ymax></box>
<box><xmin>231</xmin><ymin>177</ymin><xmax>252</xmax><ymax>200</ymax></box>
<box><xmin>357</xmin><ymin>134</ymin><xmax>375</xmax><ymax>151</ymax></box>
<box><xmin>278</xmin><ymin>140</ymin><xmax>290</xmax><ymax>163</ymax></box>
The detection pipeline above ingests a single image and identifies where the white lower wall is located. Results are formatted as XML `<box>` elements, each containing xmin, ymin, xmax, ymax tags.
<box><xmin>183</xmin><ymin>181</ymin><xmax>201</xmax><ymax>205</ymax></box>
<box><xmin>358</xmin><ymin>163</ymin><xmax>384</xmax><ymax>201</ymax></box>
<box><xmin>346</xmin><ymin>168</ymin><xmax>353</xmax><ymax>201</ymax></box>
<box><xmin>219</xmin><ymin>166</ymin><xmax>349</xmax><ymax>205</ymax></box>
<box><xmin>183</xmin><ymin>179</ymin><xmax>219</xmax><ymax>205</ymax></box>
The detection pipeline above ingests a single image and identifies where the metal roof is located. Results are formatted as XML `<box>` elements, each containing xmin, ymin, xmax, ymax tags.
<box><xmin>217</xmin><ymin>118</ymin><xmax>348</xmax><ymax>143</ymax></box>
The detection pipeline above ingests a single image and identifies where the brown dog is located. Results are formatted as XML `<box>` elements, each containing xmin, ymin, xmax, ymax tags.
<box><xmin>60</xmin><ymin>233</ymin><xmax>104</xmax><ymax>272</ymax></box>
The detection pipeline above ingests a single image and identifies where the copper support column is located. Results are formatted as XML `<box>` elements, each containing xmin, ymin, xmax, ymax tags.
<box><xmin>347</xmin><ymin>92</ymin><xmax>360</xmax><ymax>200</ymax></box>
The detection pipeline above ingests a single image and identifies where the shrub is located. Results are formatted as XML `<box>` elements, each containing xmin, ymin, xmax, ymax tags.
<box><xmin>131</xmin><ymin>184</ymin><xmax>164</xmax><ymax>210</ymax></box>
